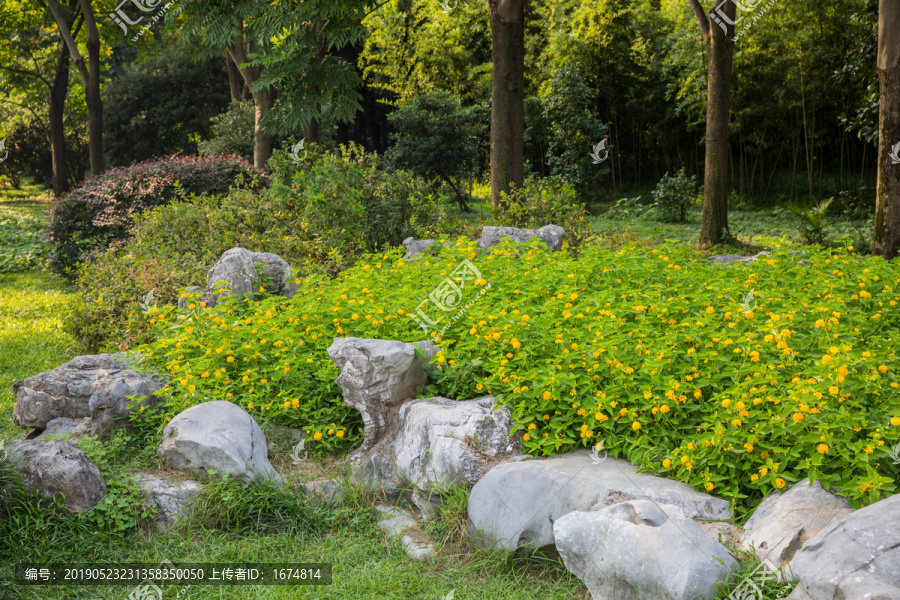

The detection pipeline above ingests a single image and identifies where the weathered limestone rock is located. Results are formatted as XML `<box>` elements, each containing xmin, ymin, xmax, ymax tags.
<box><xmin>785</xmin><ymin>493</ymin><xmax>900</xmax><ymax>600</ymax></box>
<box><xmin>401</xmin><ymin>237</ymin><xmax>436</xmax><ymax>259</ymax></box>
<box><xmin>34</xmin><ymin>417</ymin><xmax>92</xmax><ymax>442</ymax></box>
<box><xmin>3</xmin><ymin>440</ymin><xmax>107</xmax><ymax>512</ymax></box>
<box><xmin>741</xmin><ymin>478</ymin><xmax>852</xmax><ymax>567</ymax></box>
<box><xmin>376</xmin><ymin>505</ymin><xmax>437</xmax><ymax>561</ymax></box>
<box><xmin>157</xmin><ymin>400</ymin><xmax>282</xmax><ymax>484</ymax></box>
<box><xmin>203</xmin><ymin>247</ymin><xmax>298</xmax><ymax>308</ymax></box>
<box><xmin>327</xmin><ymin>337</ymin><xmax>438</xmax><ymax>459</ymax></box>
<box><xmin>134</xmin><ymin>474</ymin><xmax>203</xmax><ymax>531</ymax></box>
<box><xmin>12</xmin><ymin>353</ymin><xmax>166</xmax><ymax>436</ymax></box>
<box><xmin>710</xmin><ymin>251</ymin><xmax>771</xmax><ymax>265</ymax></box>
<box><xmin>467</xmin><ymin>449</ymin><xmax>731</xmax><ymax>553</ymax></box>
<box><xmin>554</xmin><ymin>501</ymin><xmax>737</xmax><ymax>600</ymax></box>
<box><xmin>477</xmin><ymin>224</ymin><xmax>565</xmax><ymax>252</ymax></box>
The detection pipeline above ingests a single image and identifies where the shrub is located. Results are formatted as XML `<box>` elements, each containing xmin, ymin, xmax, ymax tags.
<box><xmin>601</xmin><ymin>196</ymin><xmax>654</xmax><ymax>221</ymax></box>
<box><xmin>48</xmin><ymin>154</ymin><xmax>268</xmax><ymax>277</ymax></box>
<box><xmin>68</xmin><ymin>144</ymin><xmax>455</xmax><ymax>350</ymax></box>
<box><xmin>140</xmin><ymin>241</ymin><xmax>900</xmax><ymax>518</ymax></box>
<box><xmin>650</xmin><ymin>168</ymin><xmax>698</xmax><ymax>222</ymax></box>
<box><xmin>790</xmin><ymin>198</ymin><xmax>835</xmax><ymax>245</ymax></box>
<box><xmin>384</xmin><ymin>90</ymin><xmax>488</xmax><ymax>211</ymax></box>
<box><xmin>494</xmin><ymin>176</ymin><xmax>594</xmax><ymax>252</ymax></box>
<box><xmin>197</xmin><ymin>101</ymin><xmax>257</xmax><ymax>163</ymax></box>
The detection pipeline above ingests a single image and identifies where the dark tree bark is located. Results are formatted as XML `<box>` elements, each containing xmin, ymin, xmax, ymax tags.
<box><xmin>47</xmin><ymin>0</ymin><xmax>104</xmax><ymax>177</ymax></box>
<box><xmin>227</xmin><ymin>40</ymin><xmax>276</xmax><ymax>168</ymax></box>
<box><xmin>690</xmin><ymin>0</ymin><xmax>736</xmax><ymax>248</ymax></box>
<box><xmin>488</xmin><ymin>0</ymin><xmax>525</xmax><ymax>209</ymax></box>
<box><xmin>226</xmin><ymin>54</ymin><xmax>243</xmax><ymax>102</ymax></box>
<box><xmin>874</xmin><ymin>0</ymin><xmax>900</xmax><ymax>259</ymax></box>
<box><xmin>49</xmin><ymin>37</ymin><xmax>71</xmax><ymax>196</ymax></box>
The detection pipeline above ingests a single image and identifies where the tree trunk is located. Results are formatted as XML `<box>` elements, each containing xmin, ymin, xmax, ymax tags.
<box><xmin>691</xmin><ymin>0</ymin><xmax>735</xmax><ymax>248</ymax></box>
<box><xmin>873</xmin><ymin>0</ymin><xmax>900</xmax><ymax>259</ymax></box>
<box><xmin>227</xmin><ymin>55</ymin><xmax>243</xmax><ymax>102</ymax></box>
<box><xmin>488</xmin><ymin>0</ymin><xmax>525</xmax><ymax>209</ymax></box>
<box><xmin>49</xmin><ymin>37</ymin><xmax>71</xmax><ymax>196</ymax></box>
<box><xmin>81</xmin><ymin>0</ymin><xmax>103</xmax><ymax>176</ymax></box>
<box><xmin>227</xmin><ymin>41</ymin><xmax>276</xmax><ymax>168</ymax></box>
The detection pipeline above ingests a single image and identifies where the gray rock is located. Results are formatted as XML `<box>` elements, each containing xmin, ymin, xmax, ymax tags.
<box><xmin>741</xmin><ymin>478</ymin><xmax>852</xmax><ymax>567</ymax></box>
<box><xmin>477</xmin><ymin>224</ymin><xmax>565</xmax><ymax>252</ymax></box>
<box><xmin>177</xmin><ymin>286</ymin><xmax>207</xmax><ymax>310</ymax></box>
<box><xmin>302</xmin><ymin>479</ymin><xmax>344</xmax><ymax>503</ymax></box>
<box><xmin>467</xmin><ymin>449</ymin><xmax>731</xmax><ymax>553</ymax></box>
<box><xmin>157</xmin><ymin>400</ymin><xmax>282</xmax><ymax>484</ymax></box>
<box><xmin>376</xmin><ymin>505</ymin><xmax>436</xmax><ymax>561</ymax></box>
<box><xmin>401</xmin><ymin>237</ymin><xmax>435</xmax><ymax>259</ymax></box>
<box><xmin>12</xmin><ymin>353</ymin><xmax>166</xmax><ymax>436</ymax></box>
<box><xmin>204</xmin><ymin>247</ymin><xmax>298</xmax><ymax>307</ymax></box>
<box><xmin>785</xmin><ymin>493</ymin><xmax>900</xmax><ymax>600</ymax></box>
<box><xmin>554</xmin><ymin>501</ymin><xmax>737</xmax><ymax>600</ymax></box>
<box><xmin>709</xmin><ymin>251</ymin><xmax>771</xmax><ymax>265</ymax></box>
<box><xmin>3</xmin><ymin>440</ymin><xmax>107</xmax><ymax>512</ymax></box>
<box><xmin>34</xmin><ymin>417</ymin><xmax>92</xmax><ymax>442</ymax></box>
<box><xmin>327</xmin><ymin>337</ymin><xmax>438</xmax><ymax>459</ymax></box>
<box><xmin>134</xmin><ymin>474</ymin><xmax>202</xmax><ymax>531</ymax></box>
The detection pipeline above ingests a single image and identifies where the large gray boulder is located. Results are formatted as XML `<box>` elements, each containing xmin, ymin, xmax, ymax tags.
<box><xmin>204</xmin><ymin>247</ymin><xmax>298</xmax><ymax>307</ymax></box>
<box><xmin>477</xmin><ymin>224</ymin><xmax>565</xmax><ymax>252</ymax></box>
<box><xmin>741</xmin><ymin>478</ymin><xmax>852</xmax><ymax>567</ymax></box>
<box><xmin>134</xmin><ymin>474</ymin><xmax>203</xmax><ymax>531</ymax></box>
<box><xmin>34</xmin><ymin>417</ymin><xmax>92</xmax><ymax>442</ymax></box>
<box><xmin>709</xmin><ymin>251</ymin><xmax>770</xmax><ymax>265</ymax></box>
<box><xmin>467</xmin><ymin>449</ymin><xmax>731</xmax><ymax>553</ymax></box>
<box><xmin>785</xmin><ymin>493</ymin><xmax>900</xmax><ymax>600</ymax></box>
<box><xmin>327</xmin><ymin>337</ymin><xmax>438</xmax><ymax>459</ymax></box>
<box><xmin>554</xmin><ymin>501</ymin><xmax>737</xmax><ymax>600</ymax></box>
<box><xmin>401</xmin><ymin>237</ymin><xmax>436</xmax><ymax>259</ymax></box>
<box><xmin>353</xmin><ymin>395</ymin><xmax>523</xmax><ymax>509</ymax></box>
<box><xmin>157</xmin><ymin>400</ymin><xmax>282</xmax><ymax>484</ymax></box>
<box><xmin>12</xmin><ymin>353</ymin><xmax>166</xmax><ymax>436</ymax></box>
<box><xmin>3</xmin><ymin>440</ymin><xmax>107</xmax><ymax>512</ymax></box>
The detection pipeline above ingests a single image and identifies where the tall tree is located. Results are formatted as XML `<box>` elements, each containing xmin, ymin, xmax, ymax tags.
<box><xmin>47</xmin><ymin>0</ymin><xmax>104</xmax><ymax>177</ymax></box>
<box><xmin>689</xmin><ymin>0</ymin><xmax>736</xmax><ymax>247</ymax></box>
<box><xmin>0</xmin><ymin>0</ymin><xmax>82</xmax><ymax>195</ymax></box>
<box><xmin>488</xmin><ymin>0</ymin><xmax>525</xmax><ymax>209</ymax></box>
<box><xmin>873</xmin><ymin>0</ymin><xmax>900</xmax><ymax>259</ymax></box>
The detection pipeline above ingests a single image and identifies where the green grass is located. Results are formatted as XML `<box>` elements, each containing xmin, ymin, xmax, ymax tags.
<box><xmin>0</xmin><ymin>179</ymin><xmax>54</xmax><ymax>273</ymax></box>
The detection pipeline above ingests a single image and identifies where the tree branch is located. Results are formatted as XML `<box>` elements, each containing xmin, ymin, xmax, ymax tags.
<box><xmin>46</xmin><ymin>0</ymin><xmax>88</xmax><ymax>86</ymax></box>
<box><xmin>0</xmin><ymin>64</ymin><xmax>47</xmax><ymax>86</ymax></box>
<box><xmin>688</xmin><ymin>0</ymin><xmax>710</xmax><ymax>44</ymax></box>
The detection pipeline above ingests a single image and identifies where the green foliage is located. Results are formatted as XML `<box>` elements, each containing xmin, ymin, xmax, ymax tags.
<box><xmin>143</xmin><ymin>241</ymin><xmax>900</xmax><ymax>518</ymax></box>
<box><xmin>600</xmin><ymin>196</ymin><xmax>654</xmax><ymax>221</ymax></box>
<box><xmin>0</xmin><ymin>206</ymin><xmax>48</xmax><ymax>273</ymax></box>
<box><xmin>197</xmin><ymin>101</ymin><xmax>256</xmax><ymax>163</ymax></box>
<box><xmin>790</xmin><ymin>198</ymin><xmax>835</xmax><ymax>245</ymax></box>
<box><xmin>651</xmin><ymin>168</ymin><xmax>699</xmax><ymax>223</ymax></box>
<box><xmin>103</xmin><ymin>47</ymin><xmax>231</xmax><ymax>167</ymax></box>
<box><xmin>384</xmin><ymin>90</ymin><xmax>488</xmax><ymax>210</ymax></box>
<box><xmin>48</xmin><ymin>154</ymin><xmax>268</xmax><ymax>278</ymax></box>
<box><xmin>67</xmin><ymin>144</ymin><xmax>455</xmax><ymax>350</ymax></box>
<box><xmin>494</xmin><ymin>176</ymin><xmax>593</xmax><ymax>251</ymax></box>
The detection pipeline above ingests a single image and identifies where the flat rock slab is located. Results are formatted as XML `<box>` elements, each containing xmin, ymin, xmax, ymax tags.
<box><xmin>33</xmin><ymin>417</ymin><xmax>92</xmax><ymax>442</ymax></box>
<box><xmin>3</xmin><ymin>440</ymin><xmax>107</xmax><ymax>513</ymax></box>
<box><xmin>135</xmin><ymin>474</ymin><xmax>203</xmax><ymax>531</ymax></box>
<box><xmin>555</xmin><ymin>500</ymin><xmax>736</xmax><ymax>600</ymax></box>
<box><xmin>477</xmin><ymin>225</ymin><xmax>565</xmax><ymax>252</ymax></box>
<box><xmin>376</xmin><ymin>505</ymin><xmax>436</xmax><ymax>561</ymax></box>
<box><xmin>467</xmin><ymin>449</ymin><xmax>731</xmax><ymax>552</ymax></box>
<box><xmin>12</xmin><ymin>353</ymin><xmax>166</xmax><ymax>436</ymax></box>
<box><xmin>157</xmin><ymin>400</ymin><xmax>283</xmax><ymax>484</ymax></box>
<box><xmin>302</xmin><ymin>479</ymin><xmax>344</xmax><ymax>503</ymax></box>
<box><xmin>741</xmin><ymin>478</ymin><xmax>852</xmax><ymax>567</ymax></box>
<box><xmin>785</xmin><ymin>493</ymin><xmax>900</xmax><ymax>600</ymax></box>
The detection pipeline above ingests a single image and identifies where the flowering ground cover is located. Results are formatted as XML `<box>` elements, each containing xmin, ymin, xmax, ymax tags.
<box><xmin>142</xmin><ymin>239</ymin><xmax>899</xmax><ymax>518</ymax></box>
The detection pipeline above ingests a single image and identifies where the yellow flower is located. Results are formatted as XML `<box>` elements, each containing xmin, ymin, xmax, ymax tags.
<box><xmin>705</xmin><ymin>482</ymin><xmax>714</xmax><ymax>492</ymax></box>
<box><xmin>662</xmin><ymin>458</ymin><xmax>671</xmax><ymax>469</ymax></box>
<box><xmin>760</xmin><ymin>467</ymin><xmax>768</xmax><ymax>476</ymax></box>
<box><xmin>817</xmin><ymin>444</ymin><xmax>829</xmax><ymax>454</ymax></box>
<box><xmin>476</xmin><ymin>383</ymin><xmax>483</xmax><ymax>391</ymax></box>
<box><xmin>891</xmin><ymin>417</ymin><xmax>900</xmax><ymax>426</ymax></box>
<box><xmin>226</xmin><ymin>356</ymin><xmax>235</xmax><ymax>363</ymax></box>
<box><xmin>660</xmin><ymin>405</ymin><xmax>670</xmax><ymax>414</ymax></box>
<box><xmin>188</xmin><ymin>385</ymin><xmax>196</xmax><ymax>393</ymax></box>
<box><xmin>337</xmin><ymin>430</ymin><xmax>345</xmax><ymax>438</ymax></box>
<box><xmin>632</xmin><ymin>422</ymin><xmax>641</xmax><ymax>431</ymax></box>
<box><xmin>328</xmin><ymin>429</ymin><xmax>334</xmax><ymax>435</ymax></box>
<box><xmin>775</xmin><ymin>478</ymin><xmax>785</xmax><ymax>489</ymax></box>
<box><xmin>543</xmin><ymin>391</ymin><xmax>552</xmax><ymax>400</ymax></box>
<box><xmin>751</xmin><ymin>474</ymin><xmax>759</xmax><ymax>482</ymax></box>
<box><xmin>292</xmin><ymin>398</ymin><xmax>299</xmax><ymax>409</ymax></box>
<box><xmin>528</xmin><ymin>423</ymin><xmax>537</xmax><ymax>430</ymax></box>
<box><xmin>511</xmin><ymin>338</ymin><xmax>521</xmax><ymax>349</ymax></box>
<box><xmin>721</xmin><ymin>399</ymin><xmax>731</xmax><ymax>408</ymax></box>
<box><xmin>793</xmin><ymin>412</ymin><xmax>803</xmax><ymax>423</ymax></box>
<box><xmin>731</xmin><ymin>419</ymin><xmax>742</xmax><ymax>427</ymax></box>
<box><xmin>139</xmin><ymin>406</ymin><xmax>145</xmax><ymax>412</ymax></box>
<box><xmin>313</xmin><ymin>432</ymin><xmax>322</xmax><ymax>441</ymax></box>
<box><xmin>878</xmin><ymin>365</ymin><xmax>888</xmax><ymax>373</ymax></box>
<box><xmin>523</xmin><ymin>433</ymin><xmax>531</xmax><ymax>442</ymax></box>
